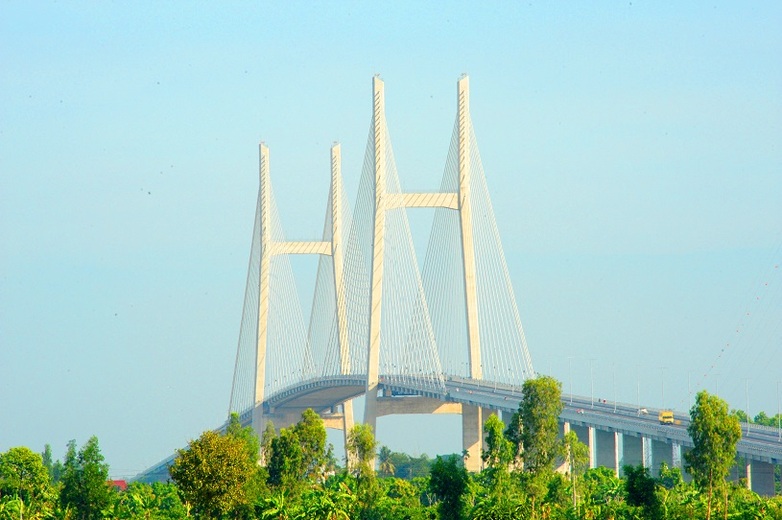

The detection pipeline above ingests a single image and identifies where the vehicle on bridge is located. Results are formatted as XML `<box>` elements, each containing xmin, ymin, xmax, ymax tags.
<box><xmin>659</xmin><ymin>410</ymin><xmax>676</xmax><ymax>424</ymax></box>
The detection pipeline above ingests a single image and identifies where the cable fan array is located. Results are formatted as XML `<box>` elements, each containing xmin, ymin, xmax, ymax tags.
<box><xmin>229</xmin><ymin>77</ymin><xmax>536</xmax><ymax>418</ymax></box>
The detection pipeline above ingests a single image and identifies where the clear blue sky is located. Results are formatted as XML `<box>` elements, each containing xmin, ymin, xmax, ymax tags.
<box><xmin>1</xmin><ymin>2</ymin><xmax>780</xmax><ymax>479</ymax></box>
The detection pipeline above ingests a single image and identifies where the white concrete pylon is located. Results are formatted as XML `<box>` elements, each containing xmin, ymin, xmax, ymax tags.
<box><xmin>364</xmin><ymin>75</ymin><xmax>387</xmax><ymax>432</ymax></box>
<box><xmin>252</xmin><ymin>143</ymin><xmax>272</xmax><ymax>438</ymax></box>
<box><xmin>456</xmin><ymin>75</ymin><xmax>482</xmax><ymax>381</ymax></box>
<box><xmin>362</xmin><ymin>74</ymin><xmax>485</xmax><ymax>433</ymax></box>
<box><xmin>331</xmin><ymin>143</ymin><xmax>356</xmax><ymax>450</ymax></box>
<box><xmin>330</xmin><ymin>143</ymin><xmax>351</xmax><ymax>377</ymax></box>
<box><xmin>251</xmin><ymin>142</ymin><xmax>349</xmax><ymax>440</ymax></box>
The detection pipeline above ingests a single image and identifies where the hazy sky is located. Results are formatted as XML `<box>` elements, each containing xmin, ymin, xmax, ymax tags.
<box><xmin>2</xmin><ymin>2</ymin><xmax>780</xmax><ymax>479</ymax></box>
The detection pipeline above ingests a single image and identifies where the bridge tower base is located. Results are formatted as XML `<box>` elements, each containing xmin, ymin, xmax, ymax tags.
<box><xmin>463</xmin><ymin>405</ymin><xmax>496</xmax><ymax>472</ymax></box>
<box><xmin>749</xmin><ymin>461</ymin><xmax>776</xmax><ymax>496</ymax></box>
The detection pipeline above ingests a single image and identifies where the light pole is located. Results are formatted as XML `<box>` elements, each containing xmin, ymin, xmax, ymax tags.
<box><xmin>613</xmin><ymin>363</ymin><xmax>617</xmax><ymax>413</ymax></box>
<box><xmin>777</xmin><ymin>381</ymin><xmax>781</xmax><ymax>442</ymax></box>
<box><xmin>568</xmin><ymin>357</ymin><xmax>574</xmax><ymax>404</ymax></box>
<box><xmin>659</xmin><ymin>367</ymin><xmax>667</xmax><ymax>409</ymax></box>
<box><xmin>636</xmin><ymin>364</ymin><xmax>641</xmax><ymax>412</ymax></box>
<box><xmin>590</xmin><ymin>359</ymin><xmax>595</xmax><ymax>409</ymax></box>
<box><xmin>746</xmin><ymin>378</ymin><xmax>751</xmax><ymax>435</ymax></box>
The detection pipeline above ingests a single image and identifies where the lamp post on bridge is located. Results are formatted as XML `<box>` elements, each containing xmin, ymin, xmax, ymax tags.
<box><xmin>636</xmin><ymin>364</ymin><xmax>640</xmax><ymax>413</ymax></box>
<box><xmin>659</xmin><ymin>366</ymin><xmax>667</xmax><ymax>409</ymax></box>
<box><xmin>777</xmin><ymin>380</ymin><xmax>781</xmax><ymax>442</ymax></box>
<box><xmin>567</xmin><ymin>356</ymin><xmax>575</xmax><ymax>405</ymax></box>
<box><xmin>612</xmin><ymin>363</ymin><xmax>617</xmax><ymax>413</ymax></box>
<box><xmin>746</xmin><ymin>378</ymin><xmax>751</xmax><ymax>436</ymax></box>
<box><xmin>590</xmin><ymin>359</ymin><xmax>595</xmax><ymax>409</ymax></box>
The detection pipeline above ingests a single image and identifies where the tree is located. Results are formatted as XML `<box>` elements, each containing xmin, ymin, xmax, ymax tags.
<box><xmin>345</xmin><ymin>424</ymin><xmax>379</xmax><ymax>518</ymax></box>
<box><xmin>59</xmin><ymin>437</ymin><xmax>113</xmax><ymax>520</ymax></box>
<box><xmin>345</xmin><ymin>424</ymin><xmax>376</xmax><ymax>482</ymax></box>
<box><xmin>0</xmin><ymin>446</ymin><xmax>55</xmax><ymax>517</ymax></box>
<box><xmin>226</xmin><ymin>412</ymin><xmax>260</xmax><ymax>464</ymax></box>
<box><xmin>114</xmin><ymin>481</ymin><xmax>187</xmax><ymax>520</ymax></box>
<box><xmin>624</xmin><ymin>465</ymin><xmax>661</xmax><ymax>520</ymax></box>
<box><xmin>260</xmin><ymin>420</ymin><xmax>276</xmax><ymax>466</ymax></box>
<box><xmin>516</xmin><ymin>376</ymin><xmax>563</xmax><ymax>474</ymax></box>
<box><xmin>292</xmin><ymin>409</ymin><xmax>329</xmax><ymax>480</ymax></box>
<box><xmin>377</xmin><ymin>447</ymin><xmax>395</xmax><ymax>478</ymax></box>
<box><xmin>169</xmin><ymin>430</ymin><xmax>256</xmax><ymax>519</ymax></box>
<box><xmin>481</xmin><ymin>415</ymin><xmax>513</xmax><ymax>491</ymax></box>
<box><xmin>561</xmin><ymin>431</ymin><xmax>589</xmax><ymax>511</ymax></box>
<box><xmin>685</xmin><ymin>390</ymin><xmax>741</xmax><ymax>520</ymax></box>
<box><xmin>266</xmin><ymin>427</ymin><xmax>304</xmax><ymax>489</ymax></box>
<box><xmin>225</xmin><ymin>411</ymin><xmax>266</xmax><ymax>513</ymax></box>
<box><xmin>429</xmin><ymin>455</ymin><xmax>468</xmax><ymax>520</ymax></box>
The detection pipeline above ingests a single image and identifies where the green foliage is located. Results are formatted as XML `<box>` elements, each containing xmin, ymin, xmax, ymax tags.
<box><xmin>169</xmin><ymin>429</ymin><xmax>257</xmax><ymax>519</ymax></box>
<box><xmin>346</xmin><ymin>424</ymin><xmax>376</xmax><ymax>482</ymax></box>
<box><xmin>561</xmin><ymin>430</ymin><xmax>589</xmax><ymax>511</ymax></box>
<box><xmin>384</xmin><ymin>451</ymin><xmax>431</xmax><ymax>480</ymax></box>
<box><xmin>267</xmin><ymin>428</ymin><xmax>304</xmax><ymax>489</ymax></box>
<box><xmin>373</xmin><ymin>478</ymin><xmax>433</xmax><ymax>520</ymax></box>
<box><xmin>7</xmin><ymin>430</ymin><xmax>782</xmax><ymax>520</ymax></box>
<box><xmin>59</xmin><ymin>437</ymin><xmax>113</xmax><ymax>520</ymax></box>
<box><xmin>41</xmin><ymin>444</ymin><xmax>62</xmax><ymax>483</ymax></box>
<box><xmin>266</xmin><ymin>410</ymin><xmax>331</xmax><ymax>491</ymax></box>
<box><xmin>0</xmin><ymin>447</ymin><xmax>54</xmax><ymax>505</ymax></box>
<box><xmin>429</xmin><ymin>455</ymin><xmax>468</xmax><ymax>520</ymax></box>
<box><xmin>657</xmin><ymin>461</ymin><xmax>684</xmax><ymax>490</ymax></box>
<box><xmin>299</xmin><ymin>484</ymin><xmax>353</xmax><ymax>520</ymax></box>
<box><xmin>685</xmin><ymin>390</ymin><xmax>742</xmax><ymax>519</ymax></box>
<box><xmin>481</xmin><ymin>415</ymin><xmax>513</xmax><ymax>491</ymax></box>
<box><xmin>112</xmin><ymin>481</ymin><xmax>187</xmax><ymax>520</ymax></box>
<box><xmin>260</xmin><ymin>420</ymin><xmax>276</xmax><ymax>465</ymax></box>
<box><xmin>345</xmin><ymin>425</ymin><xmax>382</xmax><ymax>519</ymax></box>
<box><xmin>561</xmin><ymin>431</ymin><xmax>589</xmax><ymax>478</ymax></box>
<box><xmin>517</xmin><ymin>376</ymin><xmax>563</xmax><ymax>474</ymax></box>
<box><xmin>624</xmin><ymin>464</ymin><xmax>661</xmax><ymax>519</ymax></box>
<box><xmin>291</xmin><ymin>409</ymin><xmax>329</xmax><ymax>480</ymax></box>
<box><xmin>377</xmin><ymin>446</ymin><xmax>395</xmax><ymax>477</ymax></box>
<box><xmin>226</xmin><ymin>412</ymin><xmax>261</xmax><ymax>464</ymax></box>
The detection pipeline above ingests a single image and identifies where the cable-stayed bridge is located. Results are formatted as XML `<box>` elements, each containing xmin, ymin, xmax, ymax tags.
<box><xmin>136</xmin><ymin>76</ymin><xmax>782</xmax><ymax>494</ymax></box>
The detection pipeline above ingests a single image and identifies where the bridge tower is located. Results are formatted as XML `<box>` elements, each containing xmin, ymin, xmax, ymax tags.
<box><xmin>229</xmin><ymin>75</ymin><xmax>536</xmax><ymax>473</ymax></box>
<box><xmin>229</xmin><ymin>142</ymin><xmax>355</xmax><ymax>447</ymax></box>
<box><xmin>362</xmin><ymin>76</ymin><xmax>485</xmax><ymax>419</ymax></box>
<box><xmin>360</xmin><ymin>76</ymin><xmax>533</xmax><ymax>470</ymax></box>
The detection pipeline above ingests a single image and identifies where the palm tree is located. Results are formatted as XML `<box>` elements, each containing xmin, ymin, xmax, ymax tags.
<box><xmin>377</xmin><ymin>446</ymin><xmax>395</xmax><ymax>478</ymax></box>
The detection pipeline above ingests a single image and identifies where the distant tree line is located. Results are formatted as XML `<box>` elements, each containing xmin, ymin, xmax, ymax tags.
<box><xmin>3</xmin><ymin>377</ymin><xmax>782</xmax><ymax>519</ymax></box>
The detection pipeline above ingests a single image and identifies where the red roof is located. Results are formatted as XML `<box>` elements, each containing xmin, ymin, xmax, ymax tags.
<box><xmin>109</xmin><ymin>480</ymin><xmax>128</xmax><ymax>491</ymax></box>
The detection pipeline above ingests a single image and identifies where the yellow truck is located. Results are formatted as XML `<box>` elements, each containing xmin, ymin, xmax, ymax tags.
<box><xmin>658</xmin><ymin>410</ymin><xmax>676</xmax><ymax>424</ymax></box>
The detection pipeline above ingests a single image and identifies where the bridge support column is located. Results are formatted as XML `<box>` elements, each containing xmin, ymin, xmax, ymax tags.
<box><xmin>595</xmin><ymin>429</ymin><xmax>616</xmax><ymax>470</ymax></box>
<box><xmin>651</xmin><ymin>439</ymin><xmax>673</xmax><ymax>477</ymax></box>
<box><xmin>622</xmin><ymin>435</ymin><xmax>643</xmax><ymax>468</ymax></box>
<box><xmin>642</xmin><ymin>436</ymin><xmax>652</xmax><ymax>469</ymax></box>
<box><xmin>671</xmin><ymin>442</ymin><xmax>682</xmax><ymax>469</ymax></box>
<box><xmin>587</xmin><ymin>426</ymin><xmax>596</xmax><ymax>469</ymax></box>
<box><xmin>614</xmin><ymin>432</ymin><xmax>623</xmax><ymax>477</ymax></box>
<box><xmin>342</xmin><ymin>400</ymin><xmax>355</xmax><ymax>462</ymax></box>
<box><xmin>462</xmin><ymin>405</ymin><xmax>484</xmax><ymax>472</ymax></box>
<box><xmin>749</xmin><ymin>461</ymin><xmax>776</xmax><ymax>496</ymax></box>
